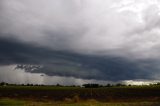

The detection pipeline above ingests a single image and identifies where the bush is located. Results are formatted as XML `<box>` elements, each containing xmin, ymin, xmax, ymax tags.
<box><xmin>83</xmin><ymin>84</ymin><xmax>100</xmax><ymax>88</ymax></box>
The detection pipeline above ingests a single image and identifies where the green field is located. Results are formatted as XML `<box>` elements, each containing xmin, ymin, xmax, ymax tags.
<box><xmin>0</xmin><ymin>98</ymin><xmax>160</xmax><ymax>106</ymax></box>
<box><xmin>1</xmin><ymin>85</ymin><xmax>160</xmax><ymax>105</ymax></box>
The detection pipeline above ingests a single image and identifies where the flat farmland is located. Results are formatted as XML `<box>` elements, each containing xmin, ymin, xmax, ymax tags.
<box><xmin>0</xmin><ymin>86</ymin><xmax>160</xmax><ymax>102</ymax></box>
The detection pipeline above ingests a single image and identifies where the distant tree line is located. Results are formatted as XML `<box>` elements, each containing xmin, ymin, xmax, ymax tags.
<box><xmin>0</xmin><ymin>82</ymin><xmax>80</xmax><ymax>87</ymax></box>
<box><xmin>82</xmin><ymin>83</ymin><xmax>160</xmax><ymax>88</ymax></box>
<box><xmin>1</xmin><ymin>82</ymin><xmax>160</xmax><ymax>88</ymax></box>
<box><xmin>82</xmin><ymin>83</ymin><xmax>126</xmax><ymax>88</ymax></box>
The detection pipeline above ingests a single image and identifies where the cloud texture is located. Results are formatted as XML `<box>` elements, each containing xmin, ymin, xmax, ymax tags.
<box><xmin>1</xmin><ymin>0</ymin><xmax>160</xmax><ymax>83</ymax></box>
<box><xmin>0</xmin><ymin>0</ymin><xmax>160</xmax><ymax>58</ymax></box>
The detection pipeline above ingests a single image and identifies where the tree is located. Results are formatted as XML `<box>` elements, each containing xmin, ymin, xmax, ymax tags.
<box><xmin>0</xmin><ymin>82</ymin><xmax>8</xmax><ymax>86</ymax></box>
<box><xmin>106</xmin><ymin>83</ymin><xmax>111</xmax><ymax>87</ymax></box>
<box><xmin>82</xmin><ymin>84</ymin><xmax>99</xmax><ymax>88</ymax></box>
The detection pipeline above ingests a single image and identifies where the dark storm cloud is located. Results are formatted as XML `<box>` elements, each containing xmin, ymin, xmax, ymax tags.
<box><xmin>0</xmin><ymin>0</ymin><xmax>160</xmax><ymax>82</ymax></box>
<box><xmin>0</xmin><ymin>36</ymin><xmax>155</xmax><ymax>81</ymax></box>
<box><xmin>0</xmin><ymin>35</ymin><xmax>82</xmax><ymax>65</ymax></box>
<box><xmin>0</xmin><ymin>0</ymin><xmax>160</xmax><ymax>59</ymax></box>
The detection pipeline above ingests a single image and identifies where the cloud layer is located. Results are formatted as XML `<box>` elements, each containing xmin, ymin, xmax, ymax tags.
<box><xmin>1</xmin><ymin>0</ymin><xmax>160</xmax><ymax>59</ymax></box>
<box><xmin>0</xmin><ymin>0</ymin><xmax>160</xmax><ymax>83</ymax></box>
<box><xmin>0</xmin><ymin>37</ymin><xmax>158</xmax><ymax>81</ymax></box>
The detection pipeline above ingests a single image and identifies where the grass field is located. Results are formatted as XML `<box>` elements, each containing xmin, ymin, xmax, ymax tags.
<box><xmin>0</xmin><ymin>98</ymin><xmax>160</xmax><ymax>106</ymax></box>
<box><xmin>1</xmin><ymin>85</ymin><xmax>160</xmax><ymax>105</ymax></box>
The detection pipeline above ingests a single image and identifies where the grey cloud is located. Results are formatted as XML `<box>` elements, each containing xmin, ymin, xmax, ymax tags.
<box><xmin>0</xmin><ymin>65</ymin><xmax>119</xmax><ymax>85</ymax></box>
<box><xmin>0</xmin><ymin>0</ymin><xmax>160</xmax><ymax>59</ymax></box>
<box><xmin>0</xmin><ymin>65</ymin><xmax>158</xmax><ymax>85</ymax></box>
<box><xmin>1</xmin><ymin>0</ymin><xmax>160</xmax><ymax>82</ymax></box>
<box><xmin>0</xmin><ymin>36</ymin><xmax>158</xmax><ymax>81</ymax></box>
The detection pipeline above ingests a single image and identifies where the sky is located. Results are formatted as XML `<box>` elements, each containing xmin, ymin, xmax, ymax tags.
<box><xmin>0</xmin><ymin>0</ymin><xmax>160</xmax><ymax>85</ymax></box>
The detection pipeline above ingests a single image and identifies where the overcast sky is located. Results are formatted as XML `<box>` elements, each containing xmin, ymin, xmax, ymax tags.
<box><xmin>0</xmin><ymin>0</ymin><xmax>160</xmax><ymax>85</ymax></box>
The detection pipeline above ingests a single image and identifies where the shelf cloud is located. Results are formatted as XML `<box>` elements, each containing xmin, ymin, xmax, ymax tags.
<box><xmin>0</xmin><ymin>0</ymin><xmax>160</xmax><ymax>84</ymax></box>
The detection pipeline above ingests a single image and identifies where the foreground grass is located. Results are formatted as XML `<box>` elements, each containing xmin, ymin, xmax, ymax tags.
<box><xmin>0</xmin><ymin>98</ymin><xmax>160</xmax><ymax>106</ymax></box>
<box><xmin>1</xmin><ymin>85</ymin><xmax>160</xmax><ymax>102</ymax></box>
<box><xmin>0</xmin><ymin>99</ymin><xmax>25</xmax><ymax>106</ymax></box>
<box><xmin>1</xmin><ymin>86</ymin><xmax>160</xmax><ymax>105</ymax></box>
